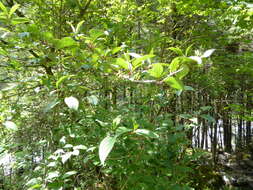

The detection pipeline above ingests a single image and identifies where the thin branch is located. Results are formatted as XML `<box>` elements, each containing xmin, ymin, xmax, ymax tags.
<box><xmin>120</xmin><ymin>68</ymin><xmax>184</xmax><ymax>85</ymax></box>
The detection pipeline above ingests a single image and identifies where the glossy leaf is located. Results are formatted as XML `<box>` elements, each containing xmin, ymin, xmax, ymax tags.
<box><xmin>116</xmin><ymin>127</ymin><xmax>132</xmax><ymax>137</ymax></box>
<box><xmin>62</xmin><ymin>171</ymin><xmax>77</xmax><ymax>179</ymax></box>
<box><xmin>64</xmin><ymin>96</ymin><xmax>79</xmax><ymax>110</ymax></box>
<box><xmin>202</xmin><ymin>49</ymin><xmax>215</xmax><ymax>58</ymax></box>
<box><xmin>99</xmin><ymin>136</ymin><xmax>117</xmax><ymax>165</ymax></box>
<box><xmin>113</xmin><ymin>115</ymin><xmax>121</xmax><ymax>127</ymax></box>
<box><xmin>189</xmin><ymin>56</ymin><xmax>202</xmax><ymax>64</ymax></box>
<box><xmin>3</xmin><ymin>121</ymin><xmax>18</xmax><ymax>131</ymax></box>
<box><xmin>46</xmin><ymin>171</ymin><xmax>60</xmax><ymax>180</ymax></box>
<box><xmin>135</xmin><ymin>129</ymin><xmax>159</xmax><ymax>138</ymax></box>
<box><xmin>62</xmin><ymin>152</ymin><xmax>72</xmax><ymax>164</ymax></box>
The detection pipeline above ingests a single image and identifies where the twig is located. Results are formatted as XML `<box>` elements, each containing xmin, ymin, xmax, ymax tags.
<box><xmin>120</xmin><ymin>68</ymin><xmax>184</xmax><ymax>85</ymax></box>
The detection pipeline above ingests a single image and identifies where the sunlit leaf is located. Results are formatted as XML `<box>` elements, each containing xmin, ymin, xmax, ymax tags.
<box><xmin>9</xmin><ymin>4</ymin><xmax>20</xmax><ymax>17</ymax></box>
<box><xmin>0</xmin><ymin>2</ymin><xmax>8</xmax><ymax>14</ymax></box>
<box><xmin>170</xmin><ymin>57</ymin><xmax>180</xmax><ymax>72</ymax></box>
<box><xmin>64</xmin><ymin>96</ymin><xmax>79</xmax><ymax>110</ymax></box>
<box><xmin>115</xmin><ymin>58</ymin><xmax>129</xmax><ymax>70</ymax></box>
<box><xmin>72</xmin><ymin>149</ymin><xmax>80</xmax><ymax>156</ymax></box>
<box><xmin>76</xmin><ymin>20</ymin><xmax>84</xmax><ymax>33</ymax></box>
<box><xmin>56</xmin><ymin>75</ymin><xmax>74</xmax><ymax>88</ymax></box>
<box><xmin>87</xmin><ymin>95</ymin><xmax>98</xmax><ymax>105</ymax></box>
<box><xmin>128</xmin><ymin>52</ymin><xmax>141</xmax><ymax>58</ymax></box>
<box><xmin>168</xmin><ymin>47</ymin><xmax>184</xmax><ymax>56</ymax></box>
<box><xmin>176</xmin><ymin>64</ymin><xmax>189</xmax><ymax>79</ymax></box>
<box><xmin>164</xmin><ymin>77</ymin><xmax>184</xmax><ymax>90</ymax></box>
<box><xmin>46</xmin><ymin>171</ymin><xmax>60</xmax><ymax>180</ymax></box>
<box><xmin>43</xmin><ymin>99</ymin><xmax>59</xmax><ymax>113</ymax></box>
<box><xmin>148</xmin><ymin>63</ymin><xmax>163</xmax><ymax>78</ymax></box>
<box><xmin>132</xmin><ymin>55</ymin><xmax>155</xmax><ymax>67</ymax></box>
<box><xmin>135</xmin><ymin>129</ymin><xmax>159</xmax><ymax>138</ymax></box>
<box><xmin>62</xmin><ymin>152</ymin><xmax>72</xmax><ymax>164</ymax></box>
<box><xmin>99</xmin><ymin>136</ymin><xmax>117</xmax><ymax>165</ymax></box>
<box><xmin>189</xmin><ymin>56</ymin><xmax>202</xmax><ymax>64</ymax></box>
<box><xmin>113</xmin><ymin>115</ymin><xmax>121</xmax><ymax>127</ymax></box>
<box><xmin>116</xmin><ymin>127</ymin><xmax>132</xmax><ymax>137</ymax></box>
<box><xmin>62</xmin><ymin>171</ymin><xmax>77</xmax><ymax>179</ymax></box>
<box><xmin>3</xmin><ymin>121</ymin><xmax>18</xmax><ymax>131</ymax></box>
<box><xmin>11</xmin><ymin>17</ymin><xmax>29</xmax><ymax>25</ymax></box>
<box><xmin>202</xmin><ymin>49</ymin><xmax>215</xmax><ymax>58</ymax></box>
<box><xmin>56</xmin><ymin>37</ymin><xmax>77</xmax><ymax>49</ymax></box>
<box><xmin>89</xmin><ymin>29</ymin><xmax>104</xmax><ymax>40</ymax></box>
<box><xmin>74</xmin><ymin>145</ymin><xmax>87</xmax><ymax>150</ymax></box>
<box><xmin>112</xmin><ymin>47</ymin><xmax>122</xmax><ymax>54</ymax></box>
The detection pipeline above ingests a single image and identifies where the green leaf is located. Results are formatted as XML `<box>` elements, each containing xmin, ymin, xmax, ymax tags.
<box><xmin>73</xmin><ymin>145</ymin><xmax>87</xmax><ymax>150</ymax></box>
<box><xmin>43</xmin><ymin>99</ymin><xmax>59</xmax><ymax>113</ymax></box>
<box><xmin>135</xmin><ymin>129</ymin><xmax>159</xmax><ymax>138</ymax></box>
<box><xmin>9</xmin><ymin>4</ymin><xmax>20</xmax><ymax>17</ymax></box>
<box><xmin>26</xmin><ymin>178</ymin><xmax>41</xmax><ymax>187</ymax></box>
<box><xmin>115</xmin><ymin>58</ymin><xmax>129</xmax><ymax>70</ymax></box>
<box><xmin>99</xmin><ymin>136</ymin><xmax>117</xmax><ymax>165</ymax></box>
<box><xmin>170</xmin><ymin>57</ymin><xmax>180</xmax><ymax>72</ymax></box>
<box><xmin>148</xmin><ymin>63</ymin><xmax>163</xmax><ymax>78</ymax></box>
<box><xmin>0</xmin><ymin>2</ymin><xmax>8</xmax><ymax>15</ymax></box>
<box><xmin>75</xmin><ymin>20</ymin><xmax>84</xmax><ymax>33</ymax></box>
<box><xmin>168</xmin><ymin>47</ymin><xmax>184</xmax><ymax>56</ymax></box>
<box><xmin>46</xmin><ymin>171</ymin><xmax>60</xmax><ymax>180</ymax></box>
<box><xmin>128</xmin><ymin>52</ymin><xmax>141</xmax><ymax>58</ymax></box>
<box><xmin>11</xmin><ymin>17</ymin><xmax>29</xmax><ymax>25</ymax></box>
<box><xmin>64</xmin><ymin>96</ymin><xmax>79</xmax><ymax>110</ymax></box>
<box><xmin>164</xmin><ymin>77</ymin><xmax>184</xmax><ymax>90</ymax></box>
<box><xmin>3</xmin><ymin>121</ymin><xmax>18</xmax><ymax>131</ymax></box>
<box><xmin>56</xmin><ymin>75</ymin><xmax>74</xmax><ymax>88</ymax></box>
<box><xmin>200</xmin><ymin>106</ymin><xmax>212</xmax><ymax>111</ymax></box>
<box><xmin>202</xmin><ymin>49</ymin><xmax>215</xmax><ymax>58</ymax></box>
<box><xmin>116</xmin><ymin>127</ymin><xmax>132</xmax><ymax>137</ymax></box>
<box><xmin>87</xmin><ymin>95</ymin><xmax>99</xmax><ymax>105</ymax></box>
<box><xmin>200</xmin><ymin>114</ymin><xmax>215</xmax><ymax>123</ymax></box>
<box><xmin>132</xmin><ymin>55</ymin><xmax>155</xmax><ymax>68</ymax></box>
<box><xmin>112</xmin><ymin>47</ymin><xmax>122</xmax><ymax>54</ymax></box>
<box><xmin>184</xmin><ymin>86</ymin><xmax>195</xmax><ymax>91</ymax></box>
<box><xmin>189</xmin><ymin>56</ymin><xmax>202</xmax><ymax>64</ymax></box>
<box><xmin>62</xmin><ymin>171</ymin><xmax>77</xmax><ymax>179</ymax></box>
<box><xmin>29</xmin><ymin>184</ymin><xmax>42</xmax><ymax>189</ymax></box>
<box><xmin>113</xmin><ymin>115</ymin><xmax>121</xmax><ymax>127</ymax></box>
<box><xmin>0</xmin><ymin>47</ymin><xmax>7</xmax><ymax>55</ymax></box>
<box><xmin>89</xmin><ymin>29</ymin><xmax>104</xmax><ymax>40</ymax></box>
<box><xmin>176</xmin><ymin>64</ymin><xmax>189</xmax><ymax>79</ymax></box>
<box><xmin>56</xmin><ymin>37</ymin><xmax>77</xmax><ymax>49</ymax></box>
<box><xmin>61</xmin><ymin>152</ymin><xmax>72</xmax><ymax>164</ymax></box>
<box><xmin>185</xmin><ymin>44</ymin><xmax>193</xmax><ymax>56</ymax></box>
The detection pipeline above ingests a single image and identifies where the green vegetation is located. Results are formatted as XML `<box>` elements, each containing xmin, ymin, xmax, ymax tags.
<box><xmin>0</xmin><ymin>0</ymin><xmax>252</xmax><ymax>189</ymax></box>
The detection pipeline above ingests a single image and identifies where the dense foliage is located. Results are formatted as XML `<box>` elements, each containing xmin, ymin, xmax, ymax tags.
<box><xmin>0</xmin><ymin>0</ymin><xmax>252</xmax><ymax>189</ymax></box>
